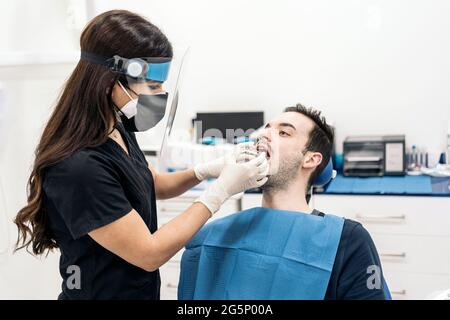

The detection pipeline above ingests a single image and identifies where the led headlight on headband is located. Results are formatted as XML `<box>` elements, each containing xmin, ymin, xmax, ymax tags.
<box><xmin>80</xmin><ymin>51</ymin><xmax>172</xmax><ymax>82</ymax></box>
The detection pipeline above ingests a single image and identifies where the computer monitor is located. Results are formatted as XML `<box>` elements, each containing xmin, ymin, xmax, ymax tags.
<box><xmin>194</xmin><ymin>111</ymin><xmax>264</xmax><ymax>144</ymax></box>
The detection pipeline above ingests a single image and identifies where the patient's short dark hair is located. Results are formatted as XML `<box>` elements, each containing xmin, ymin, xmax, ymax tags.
<box><xmin>284</xmin><ymin>103</ymin><xmax>334</xmax><ymax>190</ymax></box>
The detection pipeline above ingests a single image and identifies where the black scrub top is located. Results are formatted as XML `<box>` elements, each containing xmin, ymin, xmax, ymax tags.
<box><xmin>42</xmin><ymin>122</ymin><xmax>159</xmax><ymax>300</ymax></box>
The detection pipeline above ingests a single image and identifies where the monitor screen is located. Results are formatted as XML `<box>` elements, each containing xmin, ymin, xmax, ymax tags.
<box><xmin>194</xmin><ymin>111</ymin><xmax>264</xmax><ymax>144</ymax></box>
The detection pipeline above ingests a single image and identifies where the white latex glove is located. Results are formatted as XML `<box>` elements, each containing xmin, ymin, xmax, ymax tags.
<box><xmin>193</xmin><ymin>142</ymin><xmax>259</xmax><ymax>181</ymax></box>
<box><xmin>195</xmin><ymin>153</ymin><xmax>269</xmax><ymax>215</ymax></box>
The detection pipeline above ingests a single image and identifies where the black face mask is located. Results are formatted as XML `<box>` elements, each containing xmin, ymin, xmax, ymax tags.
<box><xmin>120</xmin><ymin>93</ymin><xmax>168</xmax><ymax>132</ymax></box>
<box><xmin>116</xmin><ymin>80</ymin><xmax>168</xmax><ymax>132</ymax></box>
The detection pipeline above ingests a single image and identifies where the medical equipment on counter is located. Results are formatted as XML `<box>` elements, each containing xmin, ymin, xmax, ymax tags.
<box><xmin>407</xmin><ymin>145</ymin><xmax>418</xmax><ymax>171</ymax></box>
<box><xmin>343</xmin><ymin>135</ymin><xmax>406</xmax><ymax>177</ymax></box>
<box><xmin>404</xmin><ymin>145</ymin><xmax>450</xmax><ymax>177</ymax></box>
<box><xmin>406</xmin><ymin>145</ymin><xmax>429</xmax><ymax>175</ymax></box>
<box><xmin>447</xmin><ymin>126</ymin><xmax>450</xmax><ymax>165</ymax></box>
<box><xmin>420</xmin><ymin>164</ymin><xmax>450</xmax><ymax>177</ymax></box>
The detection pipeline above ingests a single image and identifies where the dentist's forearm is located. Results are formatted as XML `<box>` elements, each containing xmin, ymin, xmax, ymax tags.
<box><xmin>153</xmin><ymin>169</ymin><xmax>201</xmax><ymax>200</ymax></box>
<box><xmin>146</xmin><ymin>202</ymin><xmax>212</xmax><ymax>270</ymax></box>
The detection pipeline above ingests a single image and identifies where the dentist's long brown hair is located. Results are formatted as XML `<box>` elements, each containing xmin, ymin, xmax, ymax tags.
<box><xmin>14</xmin><ymin>10</ymin><xmax>173</xmax><ymax>255</ymax></box>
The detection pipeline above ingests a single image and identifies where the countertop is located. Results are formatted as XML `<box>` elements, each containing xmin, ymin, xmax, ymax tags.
<box><xmin>317</xmin><ymin>174</ymin><xmax>450</xmax><ymax>197</ymax></box>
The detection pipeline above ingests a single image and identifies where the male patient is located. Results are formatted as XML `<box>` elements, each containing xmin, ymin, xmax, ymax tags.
<box><xmin>178</xmin><ymin>104</ymin><xmax>389</xmax><ymax>300</ymax></box>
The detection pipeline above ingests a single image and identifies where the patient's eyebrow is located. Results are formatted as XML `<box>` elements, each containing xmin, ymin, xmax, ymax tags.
<box><xmin>264</xmin><ymin>122</ymin><xmax>297</xmax><ymax>130</ymax></box>
<box><xmin>278</xmin><ymin>122</ymin><xmax>297</xmax><ymax>131</ymax></box>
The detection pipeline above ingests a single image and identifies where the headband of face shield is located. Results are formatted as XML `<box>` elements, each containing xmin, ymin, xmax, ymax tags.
<box><xmin>80</xmin><ymin>51</ymin><xmax>172</xmax><ymax>82</ymax></box>
<box><xmin>80</xmin><ymin>51</ymin><xmax>172</xmax><ymax>131</ymax></box>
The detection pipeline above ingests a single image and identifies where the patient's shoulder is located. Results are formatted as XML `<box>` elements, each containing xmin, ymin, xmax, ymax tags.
<box><xmin>338</xmin><ymin>218</ymin><xmax>379</xmax><ymax>262</ymax></box>
<box><xmin>342</xmin><ymin>219</ymin><xmax>372</xmax><ymax>243</ymax></box>
<box><xmin>318</xmin><ymin>211</ymin><xmax>375</xmax><ymax>250</ymax></box>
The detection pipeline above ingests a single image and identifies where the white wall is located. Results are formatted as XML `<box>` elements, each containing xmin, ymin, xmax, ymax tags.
<box><xmin>0</xmin><ymin>0</ymin><xmax>84</xmax><ymax>299</ymax></box>
<box><xmin>1</xmin><ymin>0</ymin><xmax>450</xmax><ymax>299</ymax></box>
<box><xmin>93</xmin><ymin>0</ymin><xmax>450</xmax><ymax>153</ymax></box>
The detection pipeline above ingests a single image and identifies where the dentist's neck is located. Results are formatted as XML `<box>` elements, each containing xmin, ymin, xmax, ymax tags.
<box><xmin>261</xmin><ymin>178</ymin><xmax>312</xmax><ymax>214</ymax></box>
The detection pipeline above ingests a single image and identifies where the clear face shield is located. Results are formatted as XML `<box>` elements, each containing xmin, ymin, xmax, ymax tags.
<box><xmin>80</xmin><ymin>50</ymin><xmax>188</xmax><ymax>142</ymax></box>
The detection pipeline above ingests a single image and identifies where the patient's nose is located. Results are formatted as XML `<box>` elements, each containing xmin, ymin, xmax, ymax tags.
<box><xmin>259</xmin><ymin>127</ymin><xmax>276</xmax><ymax>143</ymax></box>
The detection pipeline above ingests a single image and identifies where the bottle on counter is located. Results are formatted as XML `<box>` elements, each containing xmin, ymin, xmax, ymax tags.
<box><xmin>447</xmin><ymin>127</ymin><xmax>450</xmax><ymax>164</ymax></box>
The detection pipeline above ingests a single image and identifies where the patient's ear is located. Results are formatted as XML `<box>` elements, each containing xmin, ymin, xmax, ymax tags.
<box><xmin>302</xmin><ymin>152</ymin><xmax>323</xmax><ymax>169</ymax></box>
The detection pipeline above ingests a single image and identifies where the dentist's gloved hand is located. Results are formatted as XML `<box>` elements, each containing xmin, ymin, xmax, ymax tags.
<box><xmin>193</xmin><ymin>142</ymin><xmax>259</xmax><ymax>181</ymax></box>
<box><xmin>195</xmin><ymin>153</ymin><xmax>269</xmax><ymax>215</ymax></box>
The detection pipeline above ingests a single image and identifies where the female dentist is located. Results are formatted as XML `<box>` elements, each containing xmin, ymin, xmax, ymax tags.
<box><xmin>14</xmin><ymin>10</ymin><xmax>268</xmax><ymax>300</ymax></box>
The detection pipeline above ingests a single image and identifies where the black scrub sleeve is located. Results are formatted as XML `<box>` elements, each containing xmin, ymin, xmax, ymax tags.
<box><xmin>44</xmin><ymin>151</ymin><xmax>133</xmax><ymax>240</ymax></box>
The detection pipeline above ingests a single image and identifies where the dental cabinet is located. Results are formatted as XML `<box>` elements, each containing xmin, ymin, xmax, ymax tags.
<box><xmin>158</xmin><ymin>184</ymin><xmax>450</xmax><ymax>300</ymax></box>
<box><xmin>312</xmin><ymin>194</ymin><xmax>450</xmax><ymax>300</ymax></box>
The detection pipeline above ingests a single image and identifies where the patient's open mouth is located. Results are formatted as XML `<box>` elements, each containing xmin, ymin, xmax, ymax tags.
<box><xmin>256</xmin><ymin>144</ymin><xmax>271</xmax><ymax>160</ymax></box>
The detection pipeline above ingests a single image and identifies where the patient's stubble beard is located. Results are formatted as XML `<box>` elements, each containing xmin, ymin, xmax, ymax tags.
<box><xmin>260</xmin><ymin>153</ymin><xmax>303</xmax><ymax>194</ymax></box>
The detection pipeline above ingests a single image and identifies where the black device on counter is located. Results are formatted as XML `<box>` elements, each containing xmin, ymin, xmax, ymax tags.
<box><xmin>193</xmin><ymin>111</ymin><xmax>264</xmax><ymax>144</ymax></box>
<box><xmin>343</xmin><ymin>135</ymin><xmax>406</xmax><ymax>176</ymax></box>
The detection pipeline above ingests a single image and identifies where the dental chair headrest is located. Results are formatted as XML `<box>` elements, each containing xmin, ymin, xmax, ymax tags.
<box><xmin>312</xmin><ymin>159</ymin><xmax>336</xmax><ymax>187</ymax></box>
